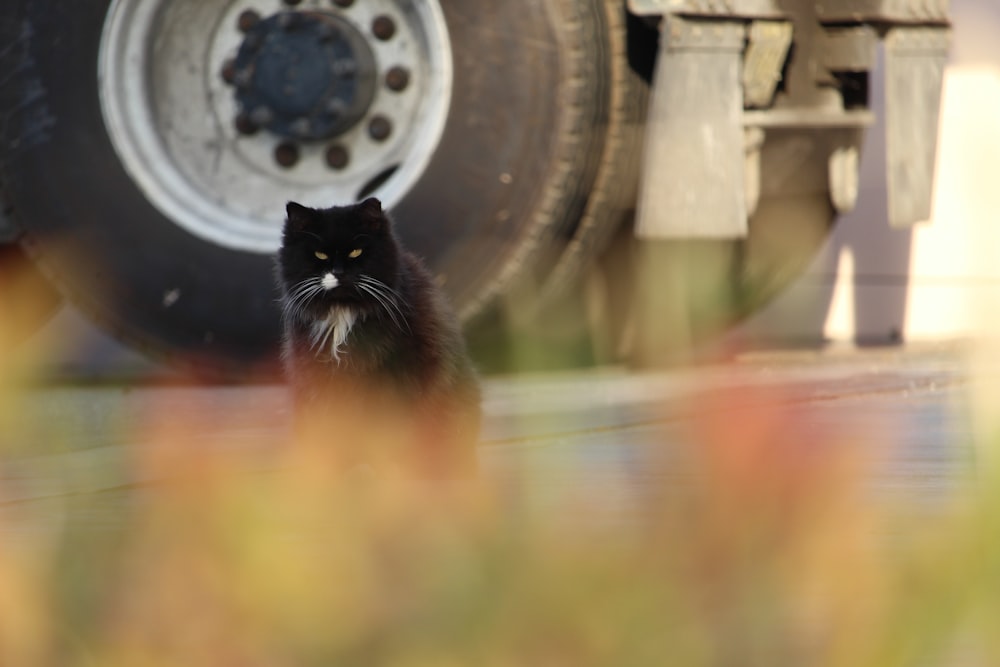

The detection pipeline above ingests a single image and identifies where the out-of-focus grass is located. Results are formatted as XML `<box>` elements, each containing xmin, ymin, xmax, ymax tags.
<box><xmin>1</xmin><ymin>306</ymin><xmax>998</xmax><ymax>666</ymax></box>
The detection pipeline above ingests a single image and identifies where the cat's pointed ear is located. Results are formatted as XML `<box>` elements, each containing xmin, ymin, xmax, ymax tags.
<box><xmin>359</xmin><ymin>197</ymin><xmax>382</xmax><ymax>214</ymax></box>
<box><xmin>285</xmin><ymin>201</ymin><xmax>313</xmax><ymax>233</ymax></box>
<box><xmin>358</xmin><ymin>197</ymin><xmax>387</xmax><ymax>231</ymax></box>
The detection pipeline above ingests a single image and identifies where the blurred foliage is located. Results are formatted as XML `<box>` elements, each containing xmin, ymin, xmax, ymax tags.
<box><xmin>2</xmin><ymin>271</ymin><xmax>999</xmax><ymax>666</ymax></box>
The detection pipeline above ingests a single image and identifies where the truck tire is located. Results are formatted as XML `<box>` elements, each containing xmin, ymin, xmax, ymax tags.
<box><xmin>0</xmin><ymin>0</ymin><xmax>622</xmax><ymax>374</ymax></box>
<box><xmin>468</xmin><ymin>7</ymin><xmax>653</xmax><ymax>372</ymax></box>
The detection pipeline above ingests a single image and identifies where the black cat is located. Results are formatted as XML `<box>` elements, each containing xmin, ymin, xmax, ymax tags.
<box><xmin>276</xmin><ymin>197</ymin><xmax>481</xmax><ymax>477</ymax></box>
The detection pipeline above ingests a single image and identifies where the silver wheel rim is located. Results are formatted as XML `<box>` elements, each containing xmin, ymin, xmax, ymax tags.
<box><xmin>98</xmin><ymin>0</ymin><xmax>452</xmax><ymax>254</ymax></box>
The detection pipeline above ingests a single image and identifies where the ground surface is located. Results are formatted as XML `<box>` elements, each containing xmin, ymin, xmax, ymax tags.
<box><xmin>0</xmin><ymin>343</ymin><xmax>981</xmax><ymax>526</ymax></box>
<box><xmin>3</xmin><ymin>342</ymin><xmax>996</xmax><ymax>665</ymax></box>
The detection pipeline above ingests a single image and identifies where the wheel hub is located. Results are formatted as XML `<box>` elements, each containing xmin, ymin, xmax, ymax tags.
<box><xmin>231</xmin><ymin>10</ymin><xmax>377</xmax><ymax>141</ymax></box>
<box><xmin>99</xmin><ymin>0</ymin><xmax>452</xmax><ymax>253</ymax></box>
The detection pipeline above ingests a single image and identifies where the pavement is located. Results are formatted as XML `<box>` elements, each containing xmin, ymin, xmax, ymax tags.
<box><xmin>0</xmin><ymin>341</ymin><xmax>984</xmax><ymax>530</ymax></box>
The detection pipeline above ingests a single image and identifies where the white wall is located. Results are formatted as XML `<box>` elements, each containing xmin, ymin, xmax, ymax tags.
<box><xmin>739</xmin><ymin>0</ymin><xmax>1000</xmax><ymax>345</ymax></box>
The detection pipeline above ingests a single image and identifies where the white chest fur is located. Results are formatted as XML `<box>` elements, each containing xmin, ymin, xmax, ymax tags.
<box><xmin>309</xmin><ymin>306</ymin><xmax>357</xmax><ymax>362</ymax></box>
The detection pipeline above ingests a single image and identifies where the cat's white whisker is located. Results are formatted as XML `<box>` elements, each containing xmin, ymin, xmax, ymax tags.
<box><xmin>285</xmin><ymin>278</ymin><xmax>318</xmax><ymax>304</ymax></box>
<box><xmin>284</xmin><ymin>288</ymin><xmax>312</xmax><ymax>313</ymax></box>
<box><xmin>358</xmin><ymin>283</ymin><xmax>402</xmax><ymax>331</ymax></box>
<box><xmin>284</xmin><ymin>278</ymin><xmax>325</xmax><ymax>319</ymax></box>
<box><xmin>358</xmin><ymin>276</ymin><xmax>410</xmax><ymax>333</ymax></box>
<box><xmin>310</xmin><ymin>322</ymin><xmax>331</xmax><ymax>352</ymax></box>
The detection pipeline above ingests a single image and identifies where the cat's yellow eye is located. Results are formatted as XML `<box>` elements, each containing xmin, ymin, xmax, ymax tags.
<box><xmin>314</xmin><ymin>251</ymin><xmax>328</xmax><ymax>260</ymax></box>
<box><xmin>348</xmin><ymin>248</ymin><xmax>363</xmax><ymax>259</ymax></box>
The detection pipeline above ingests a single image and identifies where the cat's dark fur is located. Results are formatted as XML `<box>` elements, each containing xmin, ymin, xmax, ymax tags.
<box><xmin>276</xmin><ymin>197</ymin><xmax>481</xmax><ymax>477</ymax></box>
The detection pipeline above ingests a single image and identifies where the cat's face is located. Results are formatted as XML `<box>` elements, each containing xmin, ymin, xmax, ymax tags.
<box><xmin>278</xmin><ymin>197</ymin><xmax>400</xmax><ymax>317</ymax></box>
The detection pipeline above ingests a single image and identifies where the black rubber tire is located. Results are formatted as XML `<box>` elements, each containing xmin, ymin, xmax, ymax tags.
<box><xmin>536</xmin><ymin>8</ymin><xmax>653</xmax><ymax>307</ymax></box>
<box><xmin>0</xmin><ymin>0</ymin><xmax>614</xmax><ymax>374</ymax></box>
<box><xmin>464</xmin><ymin>3</ymin><xmax>652</xmax><ymax>372</ymax></box>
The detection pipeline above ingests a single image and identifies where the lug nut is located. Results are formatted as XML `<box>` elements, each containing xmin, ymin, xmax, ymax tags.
<box><xmin>237</xmin><ymin>9</ymin><xmax>261</xmax><ymax>33</ymax></box>
<box><xmin>220</xmin><ymin>58</ymin><xmax>237</xmax><ymax>85</ymax></box>
<box><xmin>234</xmin><ymin>112</ymin><xmax>258</xmax><ymax>135</ymax></box>
<box><xmin>274</xmin><ymin>141</ymin><xmax>300</xmax><ymax>168</ymax></box>
<box><xmin>325</xmin><ymin>144</ymin><xmax>350</xmax><ymax>169</ymax></box>
<box><xmin>385</xmin><ymin>66</ymin><xmax>410</xmax><ymax>91</ymax></box>
<box><xmin>233</xmin><ymin>66</ymin><xmax>253</xmax><ymax>89</ymax></box>
<box><xmin>372</xmin><ymin>15</ymin><xmax>396</xmax><ymax>40</ymax></box>
<box><xmin>277</xmin><ymin>11</ymin><xmax>299</xmax><ymax>30</ymax></box>
<box><xmin>368</xmin><ymin>115</ymin><xmax>392</xmax><ymax>141</ymax></box>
